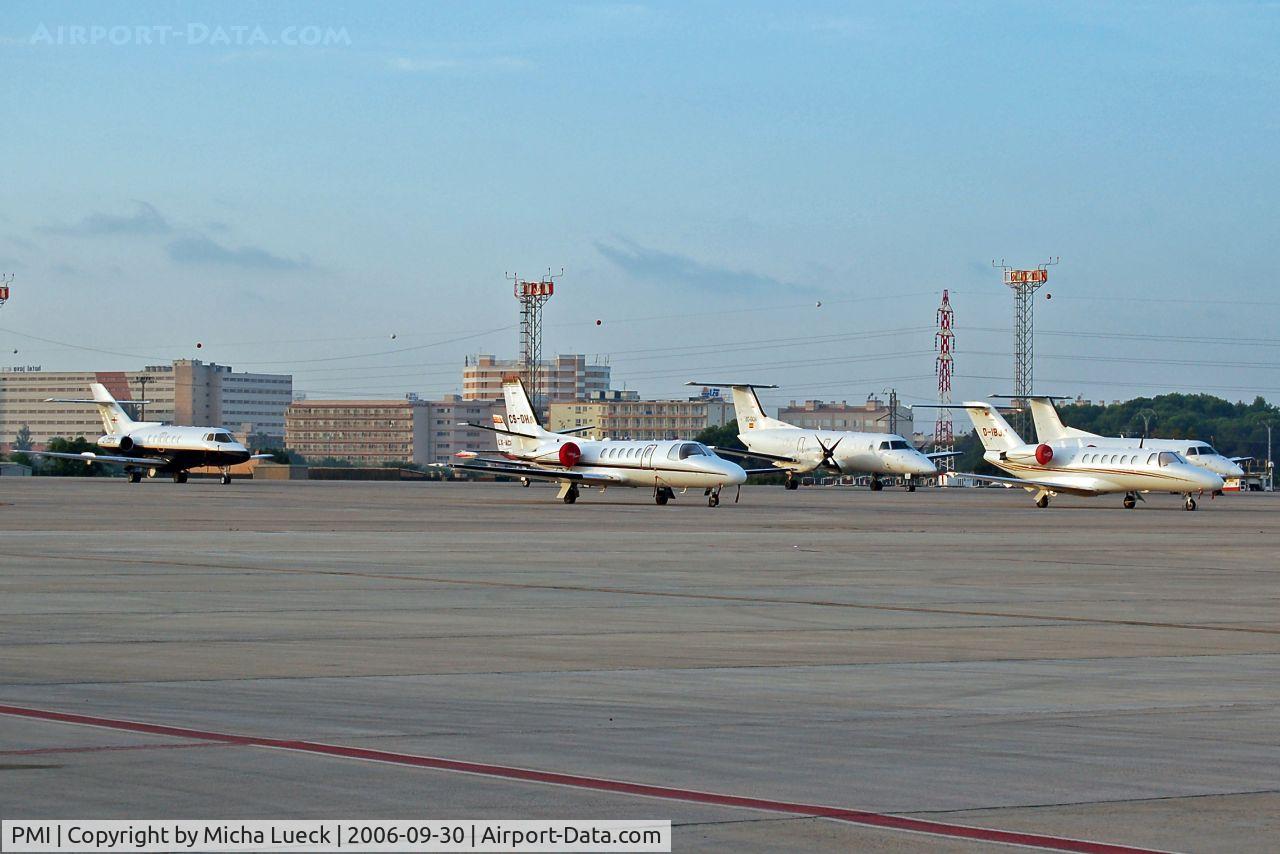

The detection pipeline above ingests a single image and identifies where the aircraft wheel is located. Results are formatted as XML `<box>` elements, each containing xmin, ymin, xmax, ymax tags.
<box><xmin>1123</xmin><ymin>494</ymin><xmax>1137</xmax><ymax>509</ymax></box>
<box><xmin>173</xmin><ymin>472</ymin><xmax>188</xmax><ymax>484</ymax></box>
<box><xmin>1184</xmin><ymin>495</ymin><xmax>1197</xmax><ymax>511</ymax></box>
<box><xmin>907</xmin><ymin>482</ymin><xmax>917</xmax><ymax>493</ymax></box>
<box><xmin>1035</xmin><ymin>495</ymin><xmax>1050</xmax><ymax>509</ymax></box>
<box><xmin>221</xmin><ymin>473</ymin><xmax>232</xmax><ymax>485</ymax></box>
<box><xmin>563</xmin><ymin>487</ymin><xmax>578</xmax><ymax>504</ymax></box>
<box><xmin>870</xmin><ymin>479</ymin><xmax>883</xmax><ymax>492</ymax></box>
<box><xmin>784</xmin><ymin>479</ymin><xmax>799</xmax><ymax>491</ymax></box>
<box><xmin>128</xmin><ymin>471</ymin><xmax>142</xmax><ymax>484</ymax></box>
<box><xmin>708</xmin><ymin>493</ymin><xmax>719</xmax><ymax>507</ymax></box>
<box><xmin>655</xmin><ymin>489</ymin><xmax>670</xmax><ymax>506</ymax></box>
<box><xmin>520</xmin><ymin>477</ymin><xmax>531</xmax><ymax>487</ymax></box>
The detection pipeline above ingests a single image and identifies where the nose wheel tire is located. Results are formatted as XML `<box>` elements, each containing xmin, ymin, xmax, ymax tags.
<box><xmin>906</xmin><ymin>482</ymin><xmax>917</xmax><ymax>493</ymax></box>
<box><xmin>520</xmin><ymin>477</ymin><xmax>531</xmax><ymax>487</ymax></box>
<box><xmin>220</xmin><ymin>473</ymin><xmax>232</xmax><ymax>485</ymax></box>
<box><xmin>708</xmin><ymin>489</ymin><xmax>721</xmax><ymax>508</ymax></box>
<box><xmin>869</xmin><ymin>477</ymin><xmax>883</xmax><ymax>492</ymax></box>
<box><xmin>128</xmin><ymin>471</ymin><xmax>142</xmax><ymax>484</ymax></box>
<box><xmin>654</xmin><ymin>486</ymin><xmax>673</xmax><ymax>506</ymax></box>
<box><xmin>1123</xmin><ymin>494</ymin><xmax>1137</xmax><ymax>509</ymax></box>
<box><xmin>1184</xmin><ymin>495</ymin><xmax>1197</xmax><ymax>511</ymax></box>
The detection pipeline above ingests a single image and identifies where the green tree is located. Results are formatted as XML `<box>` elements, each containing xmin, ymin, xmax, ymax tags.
<box><xmin>8</xmin><ymin>423</ymin><xmax>34</xmax><ymax>467</ymax></box>
<box><xmin>40</xmin><ymin>437</ymin><xmax>108</xmax><ymax>477</ymax></box>
<box><xmin>695</xmin><ymin>419</ymin><xmax>745</xmax><ymax>451</ymax></box>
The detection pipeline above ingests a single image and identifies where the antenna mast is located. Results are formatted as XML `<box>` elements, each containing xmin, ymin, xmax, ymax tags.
<box><xmin>507</xmin><ymin>267</ymin><xmax>561</xmax><ymax>414</ymax></box>
<box><xmin>994</xmin><ymin>257</ymin><xmax>1058</xmax><ymax>436</ymax></box>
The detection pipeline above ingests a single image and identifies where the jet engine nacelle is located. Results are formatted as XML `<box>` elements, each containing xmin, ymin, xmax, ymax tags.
<box><xmin>558</xmin><ymin>442</ymin><xmax>582</xmax><ymax>467</ymax></box>
<box><xmin>1035</xmin><ymin>443</ymin><xmax>1053</xmax><ymax>465</ymax></box>
<box><xmin>99</xmin><ymin>434</ymin><xmax>134</xmax><ymax>452</ymax></box>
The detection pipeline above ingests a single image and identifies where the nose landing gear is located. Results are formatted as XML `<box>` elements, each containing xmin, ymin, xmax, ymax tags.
<box><xmin>869</xmin><ymin>475</ymin><xmax>883</xmax><ymax>492</ymax></box>
<box><xmin>1123</xmin><ymin>493</ymin><xmax>1137</xmax><ymax>510</ymax></box>
<box><xmin>708</xmin><ymin>487</ymin><xmax>722</xmax><ymax>508</ymax></box>
<box><xmin>1183</xmin><ymin>494</ymin><xmax>1198</xmax><ymax>511</ymax></box>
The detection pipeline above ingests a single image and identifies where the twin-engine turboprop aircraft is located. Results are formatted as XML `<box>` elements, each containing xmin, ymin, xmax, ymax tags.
<box><xmin>956</xmin><ymin>401</ymin><xmax>1222</xmax><ymax>510</ymax></box>
<box><xmin>447</xmin><ymin>377</ymin><xmax>754</xmax><ymax>506</ymax></box>
<box><xmin>31</xmin><ymin>383</ymin><xmax>268</xmax><ymax>484</ymax></box>
<box><xmin>688</xmin><ymin>382</ymin><xmax>947</xmax><ymax>491</ymax></box>
<box><xmin>1017</xmin><ymin>396</ymin><xmax>1247</xmax><ymax>482</ymax></box>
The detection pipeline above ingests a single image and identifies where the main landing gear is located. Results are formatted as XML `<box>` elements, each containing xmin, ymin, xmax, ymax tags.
<box><xmin>520</xmin><ymin>477</ymin><xmax>531</xmax><ymax>487</ymax></box>
<box><xmin>654</xmin><ymin>486</ymin><xmax>674</xmax><ymax>506</ymax></box>
<box><xmin>220</xmin><ymin>467</ymin><xmax>233</xmax><ymax>485</ymax></box>
<box><xmin>905</xmin><ymin>476</ymin><xmax>917</xmax><ymax>493</ymax></box>
<box><xmin>1035</xmin><ymin>494</ymin><xmax>1051</xmax><ymax>509</ymax></box>
<box><xmin>127</xmin><ymin>470</ymin><xmax>142</xmax><ymax>484</ymax></box>
<box><xmin>172</xmin><ymin>471</ymin><xmax>188</xmax><ymax>484</ymax></box>
<box><xmin>1123</xmin><ymin>492</ymin><xmax>1138</xmax><ymax>510</ymax></box>
<box><xmin>1183</xmin><ymin>494</ymin><xmax>1198</xmax><ymax>511</ymax></box>
<box><xmin>869</xmin><ymin>475</ymin><xmax>884</xmax><ymax>492</ymax></box>
<box><xmin>563</xmin><ymin>484</ymin><xmax>580</xmax><ymax>504</ymax></box>
<box><xmin>784</xmin><ymin>472</ymin><xmax>799</xmax><ymax>491</ymax></box>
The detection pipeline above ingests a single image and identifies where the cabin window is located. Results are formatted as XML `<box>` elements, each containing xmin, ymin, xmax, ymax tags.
<box><xmin>1147</xmin><ymin>453</ymin><xmax>1158</xmax><ymax>465</ymax></box>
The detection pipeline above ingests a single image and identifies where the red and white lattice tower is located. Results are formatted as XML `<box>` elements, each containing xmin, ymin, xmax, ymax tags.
<box><xmin>0</xmin><ymin>273</ymin><xmax>11</xmax><ymax>308</ymax></box>
<box><xmin>933</xmin><ymin>289</ymin><xmax>956</xmax><ymax>472</ymax></box>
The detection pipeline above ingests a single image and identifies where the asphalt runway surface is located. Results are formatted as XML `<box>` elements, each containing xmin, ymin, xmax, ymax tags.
<box><xmin>1</xmin><ymin>479</ymin><xmax>1277</xmax><ymax>852</ymax></box>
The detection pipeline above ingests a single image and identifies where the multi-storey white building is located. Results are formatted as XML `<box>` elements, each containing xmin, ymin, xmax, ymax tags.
<box><xmin>461</xmin><ymin>354</ymin><xmax>611</xmax><ymax>404</ymax></box>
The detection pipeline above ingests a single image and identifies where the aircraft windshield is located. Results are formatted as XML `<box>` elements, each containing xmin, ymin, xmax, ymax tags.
<box><xmin>678</xmin><ymin>442</ymin><xmax>707</xmax><ymax>459</ymax></box>
<box><xmin>1157</xmin><ymin>451</ymin><xmax>1183</xmax><ymax>467</ymax></box>
<box><xmin>889</xmin><ymin>440</ymin><xmax>910</xmax><ymax>450</ymax></box>
<box><xmin>212</xmin><ymin>432</ymin><xmax>233</xmax><ymax>443</ymax></box>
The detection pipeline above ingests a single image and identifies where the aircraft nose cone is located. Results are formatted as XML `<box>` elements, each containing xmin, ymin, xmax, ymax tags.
<box><xmin>1196</xmin><ymin>468</ymin><xmax>1224</xmax><ymax>492</ymax></box>
<box><xmin>721</xmin><ymin>460</ymin><xmax>747</xmax><ymax>485</ymax></box>
<box><xmin>910</xmin><ymin>453</ymin><xmax>939</xmax><ymax>476</ymax></box>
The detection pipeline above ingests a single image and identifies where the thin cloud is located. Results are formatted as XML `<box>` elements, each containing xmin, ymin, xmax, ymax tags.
<box><xmin>43</xmin><ymin>201</ymin><xmax>171</xmax><ymax>237</ymax></box>
<box><xmin>595</xmin><ymin>238</ymin><xmax>825</xmax><ymax>297</ymax></box>
<box><xmin>388</xmin><ymin>56</ymin><xmax>532</xmax><ymax>73</ymax></box>
<box><xmin>166</xmin><ymin>235</ymin><xmax>312</xmax><ymax>272</ymax></box>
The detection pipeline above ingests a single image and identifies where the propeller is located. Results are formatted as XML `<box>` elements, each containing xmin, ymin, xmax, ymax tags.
<box><xmin>816</xmin><ymin>435</ymin><xmax>843</xmax><ymax>472</ymax></box>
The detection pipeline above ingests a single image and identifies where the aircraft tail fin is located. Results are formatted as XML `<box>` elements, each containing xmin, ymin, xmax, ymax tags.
<box><xmin>500</xmin><ymin>376</ymin><xmax>551</xmax><ymax>440</ymax></box>
<box><xmin>961</xmin><ymin>402</ymin><xmax>1024</xmax><ymax>451</ymax></box>
<box><xmin>45</xmin><ymin>383</ymin><xmax>136</xmax><ymax>435</ymax></box>
<box><xmin>1026</xmin><ymin>397</ymin><xmax>1097</xmax><ymax>442</ymax></box>
<box><xmin>686</xmin><ymin>383</ymin><xmax>793</xmax><ymax>431</ymax></box>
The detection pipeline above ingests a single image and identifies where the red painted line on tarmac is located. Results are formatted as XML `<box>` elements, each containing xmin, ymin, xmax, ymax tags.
<box><xmin>0</xmin><ymin>742</ymin><xmax>229</xmax><ymax>757</ymax></box>
<box><xmin>0</xmin><ymin>703</ymin><xmax>1168</xmax><ymax>854</ymax></box>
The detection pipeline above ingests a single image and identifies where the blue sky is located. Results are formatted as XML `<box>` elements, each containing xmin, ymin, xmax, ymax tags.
<box><xmin>2</xmin><ymin>1</ymin><xmax>1278</xmax><ymax>412</ymax></box>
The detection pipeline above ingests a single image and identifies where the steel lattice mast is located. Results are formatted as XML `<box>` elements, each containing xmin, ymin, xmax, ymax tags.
<box><xmin>933</xmin><ymin>289</ymin><xmax>955</xmax><ymax>472</ymax></box>
<box><xmin>994</xmin><ymin>257</ymin><xmax>1057</xmax><ymax>436</ymax></box>
<box><xmin>507</xmin><ymin>268</ymin><xmax>561</xmax><ymax>414</ymax></box>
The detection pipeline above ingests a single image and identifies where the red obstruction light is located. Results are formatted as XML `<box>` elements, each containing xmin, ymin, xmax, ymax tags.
<box><xmin>1035</xmin><ymin>444</ymin><xmax>1054</xmax><ymax>465</ymax></box>
<box><xmin>558</xmin><ymin>442</ymin><xmax>582</xmax><ymax>468</ymax></box>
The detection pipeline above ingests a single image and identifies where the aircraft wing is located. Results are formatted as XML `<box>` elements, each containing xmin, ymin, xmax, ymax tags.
<box><xmin>1230</xmin><ymin>456</ymin><xmax>1253</xmax><ymax>463</ymax></box>
<box><xmin>925</xmin><ymin>450</ymin><xmax>963</xmax><ymax>459</ymax></box>
<box><xmin>28</xmin><ymin>450</ymin><xmax>161</xmax><ymax>467</ymax></box>
<box><xmin>712</xmin><ymin>446</ymin><xmax>798</xmax><ymax>464</ymax></box>
<box><xmin>957</xmin><ymin>471</ymin><xmax>1102</xmax><ymax>497</ymax></box>
<box><xmin>742</xmin><ymin>466</ymin><xmax>787</xmax><ymax>476</ymax></box>
<box><xmin>250</xmin><ymin>454</ymin><xmax>277</xmax><ymax>460</ymax></box>
<box><xmin>555</xmin><ymin>425</ymin><xmax>597</xmax><ymax>435</ymax></box>
<box><xmin>444</xmin><ymin>459</ymin><xmax>621</xmax><ymax>483</ymax></box>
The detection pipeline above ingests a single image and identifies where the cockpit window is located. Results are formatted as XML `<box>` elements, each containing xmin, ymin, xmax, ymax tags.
<box><xmin>889</xmin><ymin>440</ymin><xmax>910</xmax><ymax>450</ymax></box>
<box><xmin>1200</xmin><ymin>445</ymin><xmax>1218</xmax><ymax>456</ymax></box>
<box><xmin>212</xmin><ymin>432</ymin><xmax>233</xmax><ymax>443</ymax></box>
<box><xmin>1157</xmin><ymin>451</ymin><xmax>1182</xmax><ymax>467</ymax></box>
<box><xmin>677</xmin><ymin>442</ymin><xmax>706</xmax><ymax>460</ymax></box>
<box><xmin>878</xmin><ymin>440</ymin><xmax>891</xmax><ymax>451</ymax></box>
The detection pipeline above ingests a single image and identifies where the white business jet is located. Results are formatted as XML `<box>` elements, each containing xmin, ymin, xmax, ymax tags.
<box><xmin>688</xmin><ymin>382</ymin><xmax>947</xmax><ymax>491</ymax></box>
<box><xmin>1016</xmin><ymin>396</ymin><xmax>1247</xmax><ymax>481</ymax></box>
<box><xmin>31</xmin><ymin>382</ymin><xmax>268</xmax><ymax>483</ymax></box>
<box><xmin>446</xmin><ymin>377</ymin><xmax>754</xmax><ymax>506</ymax></box>
<box><xmin>955</xmin><ymin>401</ymin><xmax>1222</xmax><ymax>510</ymax></box>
